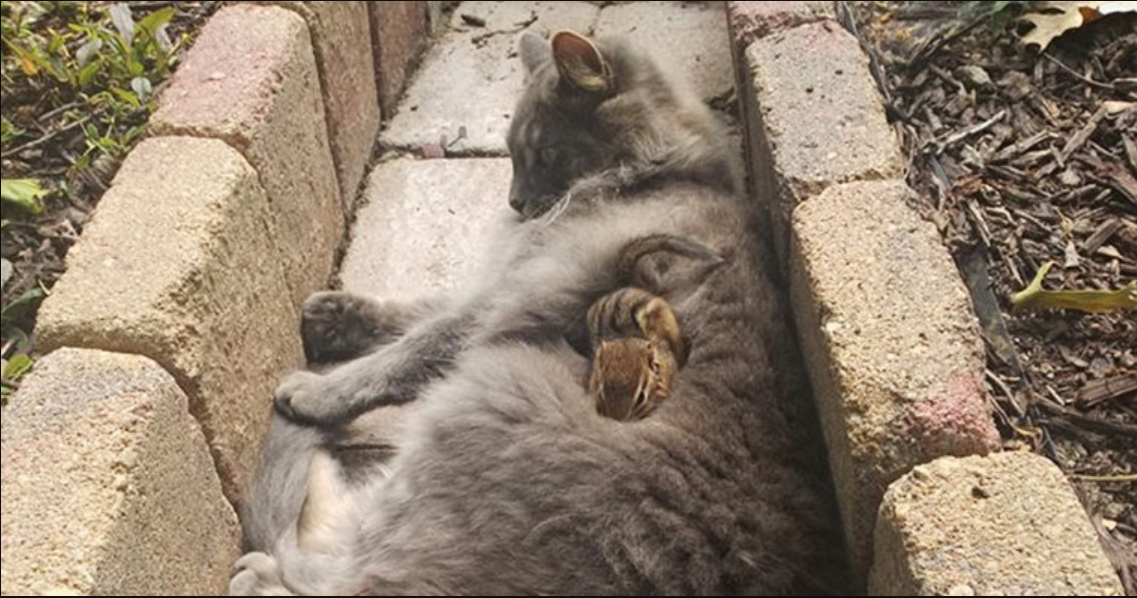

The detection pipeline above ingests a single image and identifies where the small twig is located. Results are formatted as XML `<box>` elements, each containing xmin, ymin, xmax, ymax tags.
<box><xmin>1059</xmin><ymin>105</ymin><xmax>1108</xmax><ymax>163</ymax></box>
<box><xmin>986</xmin><ymin>368</ymin><xmax>1026</xmax><ymax>417</ymax></box>
<box><xmin>990</xmin><ymin>131</ymin><xmax>1054</xmax><ymax>164</ymax></box>
<box><xmin>1035</xmin><ymin>397</ymin><xmax>1137</xmax><ymax>439</ymax></box>
<box><xmin>909</xmin><ymin>13</ymin><xmax>988</xmax><ymax>70</ymax></box>
<box><xmin>1071</xmin><ymin>473</ymin><xmax>1137</xmax><ymax>483</ymax></box>
<box><xmin>927</xmin><ymin>63</ymin><xmax>964</xmax><ymax>93</ymax></box>
<box><xmin>1043</xmin><ymin>53</ymin><xmax>1115</xmax><ymax>91</ymax></box>
<box><xmin>0</xmin><ymin>115</ymin><xmax>93</xmax><ymax>159</ymax></box>
<box><xmin>119</xmin><ymin>1</ymin><xmax>179</xmax><ymax>9</ymax></box>
<box><xmin>926</xmin><ymin>110</ymin><xmax>1007</xmax><ymax>155</ymax></box>
<box><xmin>36</xmin><ymin>100</ymin><xmax>86</xmax><ymax>124</ymax></box>
<box><xmin>471</xmin><ymin>13</ymin><xmax>538</xmax><ymax>45</ymax></box>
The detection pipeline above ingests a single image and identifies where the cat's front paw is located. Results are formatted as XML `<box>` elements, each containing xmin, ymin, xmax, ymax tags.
<box><xmin>273</xmin><ymin>370</ymin><xmax>353</xmax><ymax>426</ymax></box>
<box><xmin>229</xmin><ymin>552</ymin><xmax>293</xmax><ymax>596</ymax></box>
<box><xmin>302</xmin><ymin>291</ymin><xmax>390</xmax><ymax>365</ymax></box>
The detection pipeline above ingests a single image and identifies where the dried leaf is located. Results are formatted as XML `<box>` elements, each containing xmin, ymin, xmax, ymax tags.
<box><xmin>17</xmin><ymin>54</ymin><xmax>39</xmax><ymax>76</ymax></box>
<box><xmin>1017</xmin><ymin>1</ymin><xmax>1136</xmax><ymax>49</ymax></box>
<box><xmin>1064</xmin><ymin>239</ymin><xmax>1080</xmax><ymax>267</ymax></box>
<box><xmin>1012</xmin><ymin>261</ymin><xmax>1137</xmax><ymax>313</ymax></box>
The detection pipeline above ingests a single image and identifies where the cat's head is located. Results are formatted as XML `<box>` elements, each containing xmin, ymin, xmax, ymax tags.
<box><xmin>507</xmin><ymin>30</ymin><xmax>733</xmax><ymax>219</ymax></box>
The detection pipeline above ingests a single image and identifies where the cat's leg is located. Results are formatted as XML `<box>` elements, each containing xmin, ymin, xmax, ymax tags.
<box><xmin>241</xmin><ymin>414</ymin><xmax>325</xmax><ymax>553</ymax></box>
<box><xmin>235</xmin><ymin>416</ymin><xmax>361</xmax><ymax>596</ymax></box>
<box><xmin>618</xmin><ymin>233</ymin><xmax>727</xmax><ymax>296</ymax></box>
<box><xmin>276</xmin><ymin>309</ymin><xmax>477</xmax><ymax>425</ymax></box>
<box><xmin>276</xmin><ymin>234</ymin><xmax>723</xmax><ymax>425</ymax></box>
<box><xmin>302</xmin><ymin>291</ymin><xmax>447</xmax><ymax>365</ymax></box>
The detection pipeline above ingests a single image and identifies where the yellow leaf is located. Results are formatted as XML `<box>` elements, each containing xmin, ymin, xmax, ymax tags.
<box><xmin>1017</xmin><ymin>1</ymin><xmax>1137</xmax><ymax>50</ymax></box>
<box><xmin>1011</xmin><ymin>262</ymin><xmax>1137</xmax><ymax>314</ymax></box>
<box><xmin>17</xmin><ymin>55</ymin><xmax>39</xmax><ymax>76</ymax></box>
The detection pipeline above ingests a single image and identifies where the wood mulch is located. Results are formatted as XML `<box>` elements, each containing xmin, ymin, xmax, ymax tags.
<box><xmin>843</xmin><ymin>1</ymin><xmax>1135</xmax><ymax>593</ymax></box>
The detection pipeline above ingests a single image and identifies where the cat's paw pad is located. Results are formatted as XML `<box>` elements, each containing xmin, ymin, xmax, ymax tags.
<box><xmin>302</xmin><ymin>291</ymin><xmax>374</xmax><ymax>364</ymax></box>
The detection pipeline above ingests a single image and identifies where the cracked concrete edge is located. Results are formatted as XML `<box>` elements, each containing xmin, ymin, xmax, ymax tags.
<box><xmin>726</xmin><ymin>1</ymin><xmax>1122</xmax><ymax>592</ymax></box>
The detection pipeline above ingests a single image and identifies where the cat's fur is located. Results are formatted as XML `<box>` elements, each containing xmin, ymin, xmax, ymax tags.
<box><xmin>232</xmin><ymin>31</ymin><xmax>845</xmax><ymax>595</ymax></box>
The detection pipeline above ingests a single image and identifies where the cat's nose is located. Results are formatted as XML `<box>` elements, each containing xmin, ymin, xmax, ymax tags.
<box><xmin>508</xmin><ymin>180</ymin><xmax>526</xmax><ymax>213</ymax></box>
<box><xmin>508</xmin><ymin>192</ymin><xmax>526</xmax><ymax>213</ymax></box>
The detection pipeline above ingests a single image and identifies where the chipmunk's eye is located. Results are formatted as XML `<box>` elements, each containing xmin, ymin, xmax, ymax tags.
<box><xmin>650</xmin><ymin>359</ymin><xmax>661</xmax><ymax>374</ymax></box>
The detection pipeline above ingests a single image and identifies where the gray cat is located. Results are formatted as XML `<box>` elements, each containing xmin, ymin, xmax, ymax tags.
<box><xmin>232</xmin><ymin>30</ymin><xmax>846</xmax><ymax>595</ymax></box>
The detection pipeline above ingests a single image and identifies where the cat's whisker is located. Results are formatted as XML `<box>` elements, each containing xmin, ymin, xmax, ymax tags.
<box><xmin>538</xmin><ymin>191</ymin><xmax>574</xmax><ymax>226</ymax></box>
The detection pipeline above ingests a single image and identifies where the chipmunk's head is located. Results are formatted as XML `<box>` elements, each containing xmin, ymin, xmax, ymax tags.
<box><xmin>589</xmin><ymin>338</ymin><xmax>675</xmax><ymax>421</ymax></box>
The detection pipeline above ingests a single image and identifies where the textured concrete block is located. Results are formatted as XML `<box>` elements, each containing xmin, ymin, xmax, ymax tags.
<box><xmin>339</xmin><ymin>157</ymin><xmax>512</xmax><ymax>301</ymax></box>
<box><xmin>381</xmin><ymin>1</ymin><xmax>599</xmax><ymax>154</ymax></box>
<box><xmin>369</xmin><ymin>1</ymin><xmax>430</xmax><ymax>115</ymax></box>
<box><xmin>744</xmin><ymin>20</ymin><xmax>903</xmax><ymax>263</ymax></box>
<box><xmin>261</xmin><ymin>1</ymin><xmax>381</xmax><ymax>206</ymax></box>
<box><xmin>0</xmin><ymin>348</ymin><xmax>240</xmax><ymax>596</ymax></box>
<box><xmin>726</xmin><ymin>2</ymin><xmax>834</xmax><ymax>179</ymax></box>
<box><xmin>727</xmin><ymin>1</ymin><xmax>834</xmax><ymax>47</ymax></box>
<box><xmin>152</xmin><ymin>4</ymin><xmax>342</xmax><ymax>307</ymax></box>
<box><xmin>788</xmin><ymin>180</ymin><xmax>998</xmax><ymax>581</ymax></box>
<box><xmin>36</xmin><ymin>137</ymin><xmax>302</xmax><ymax>502</ymax></box>
<box><xmin>595</xmin><ymin>1</ymin><xmax>733</xmax><ymax>102</ymax></box>
<box><xmin>871</xmin><ymin>453</ymin><xmax>1124</xmax><ymax>596</ymax></box>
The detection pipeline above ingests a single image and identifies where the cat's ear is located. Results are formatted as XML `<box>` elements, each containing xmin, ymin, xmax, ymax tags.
<box><xmin>551</xmin><ymin>30</ymin><xmax>612</xmax><ymax>94</ymax></box>
<box><xmin>519</xmin><ymin>31</ymin><xmax>551</xmax><ymax>75</ymax></box>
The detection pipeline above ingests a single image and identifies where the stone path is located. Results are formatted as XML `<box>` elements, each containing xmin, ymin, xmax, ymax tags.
<box><xmin>339</xmin><ymin>0</ymin><xmax>734</xmax><ymax>298</ymax></box>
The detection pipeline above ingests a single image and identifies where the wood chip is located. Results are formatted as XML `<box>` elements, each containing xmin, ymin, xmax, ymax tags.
<box><xmin>991</xmin><ymin>130</ymin><xmax>1054</xmax><ymax>163</ymax></box>
<box><xmin>1124</xmin><ymin>135</ymin><xmax>1137</xmax><ymax>172</ymax></box>
<box><xmin>1103</xmin><ymin>162</ymin><xmax>1137</xmax><ymax>206</ymax></box>
<box><xmin>1059</xmin><ymin>105</ymin><xmax>1108</xmax><ymax>163</ymax></box>
<box><xmin>1078</xmin><ymin>374</ymin><xmax>1137</xmax><ymax>408</ymax></box>
<box><xmin>927</xmin><ymin>109</ymin><xmax>1006</xmax><ymax>155</ymax></box>
<box><xmin>1082</xmin><ymin>218</ymin><xmax>1123</xmax><ymax>254</ymax></box>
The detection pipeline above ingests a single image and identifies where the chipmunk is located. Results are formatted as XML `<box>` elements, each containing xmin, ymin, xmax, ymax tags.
<box><xmin>586</xmin><ymin>287</ymin><xmax>688</xmax><ymax>421</ymax></box>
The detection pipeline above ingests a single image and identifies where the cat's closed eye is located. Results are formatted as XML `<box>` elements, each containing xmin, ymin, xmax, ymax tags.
<box><xmin>538</xmin><ymin>146</ymin><xmax>559</xmax><ymax>168</ymax></box>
